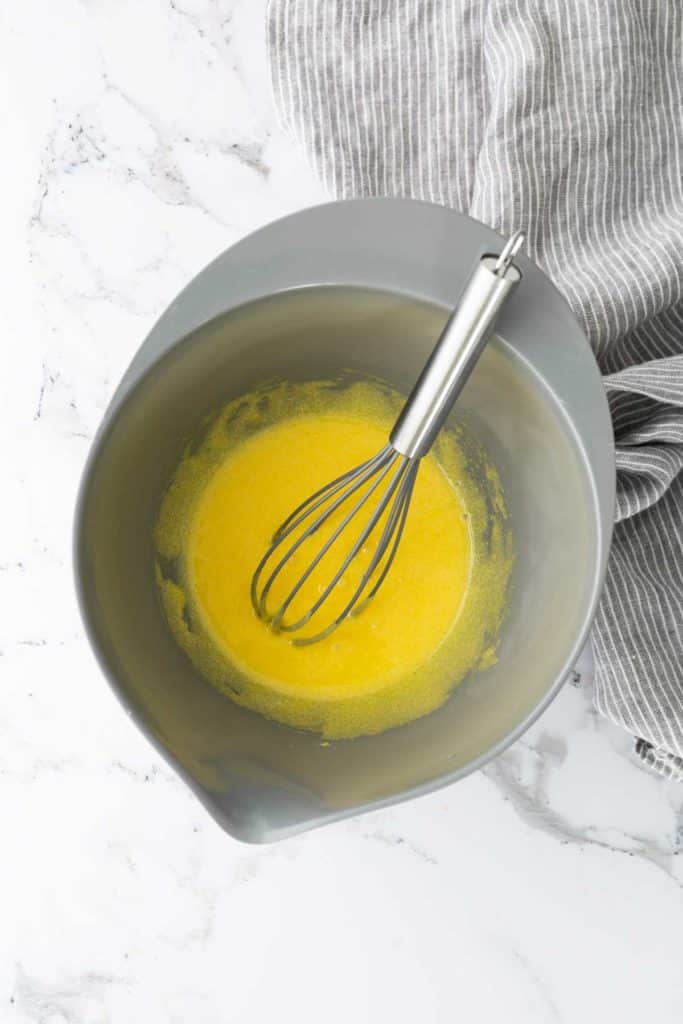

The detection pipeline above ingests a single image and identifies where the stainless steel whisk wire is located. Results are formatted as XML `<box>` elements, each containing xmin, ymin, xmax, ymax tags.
<box><xmin>250</xmin><ymin>231</ymin><xmax>525</xmax><ymax>644</ymax></box>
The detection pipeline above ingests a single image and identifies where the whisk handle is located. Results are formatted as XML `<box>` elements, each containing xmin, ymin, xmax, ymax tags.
<box><xmin>390</xmin><ymin>232</ymin><xmax>524</xmax><ymax>460</ymax></box>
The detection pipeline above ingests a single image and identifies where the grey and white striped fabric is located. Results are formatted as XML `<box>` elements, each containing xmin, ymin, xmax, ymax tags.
<box><xmin>267</xmin><ymin>0</ymin><xmax>683</xmax><ymax>776</ymax></box>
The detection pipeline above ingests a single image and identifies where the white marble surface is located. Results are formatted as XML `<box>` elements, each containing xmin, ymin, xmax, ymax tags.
<box><xmin>1</xmin><ymin>3</ymin><xmax>682</xmax><ymax>1022</ymax></box>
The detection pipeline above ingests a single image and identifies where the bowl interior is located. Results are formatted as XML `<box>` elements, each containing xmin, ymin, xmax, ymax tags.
<box><xmin>77</xmin><ymin>286</ymin><xmax>598</xmax><ymax>841</ymax></box>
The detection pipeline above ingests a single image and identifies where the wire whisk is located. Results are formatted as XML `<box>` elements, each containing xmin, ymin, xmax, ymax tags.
<box><xmin>251</xmin><ymin>231</ymin><xmax>525</xmax><ymax>644</ymax></box>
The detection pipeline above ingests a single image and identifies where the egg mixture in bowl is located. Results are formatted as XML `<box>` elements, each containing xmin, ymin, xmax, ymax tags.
<box><xmin>154</xmin><ymin>379</ymin><xmax>513</xmax><ymax>739</ymax></box>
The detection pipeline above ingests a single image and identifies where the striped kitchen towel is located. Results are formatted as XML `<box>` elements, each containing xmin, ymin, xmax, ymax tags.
<box><xmin>267</xmin><ymin>0</ymin><xmax>683</xmax><ymax>777</ymax></box>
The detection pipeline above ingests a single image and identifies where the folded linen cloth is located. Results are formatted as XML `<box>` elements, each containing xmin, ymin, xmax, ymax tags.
<box><xmin>267</xmin><ymin>0</ymin><xmax>683</xmax><ymax>777</ymax></box>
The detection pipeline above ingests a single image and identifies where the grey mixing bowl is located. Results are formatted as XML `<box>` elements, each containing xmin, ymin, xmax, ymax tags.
<box><xmin>74</xmin><ymin>200</ymin><xmax>614</xmax><ymax>842</ymax></box>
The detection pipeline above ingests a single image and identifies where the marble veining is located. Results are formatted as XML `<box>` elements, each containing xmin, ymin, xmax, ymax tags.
<box><xmin>1</xmin><ymin>2</ymin><xmax>682</xmax><ymax>1021</ymax></box>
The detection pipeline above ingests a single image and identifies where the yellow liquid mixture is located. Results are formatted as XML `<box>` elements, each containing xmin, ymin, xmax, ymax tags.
<box><xmin>154</xmin><ymin>380</ymin><xmax>512</xmax><ymax>738</ymax></box>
